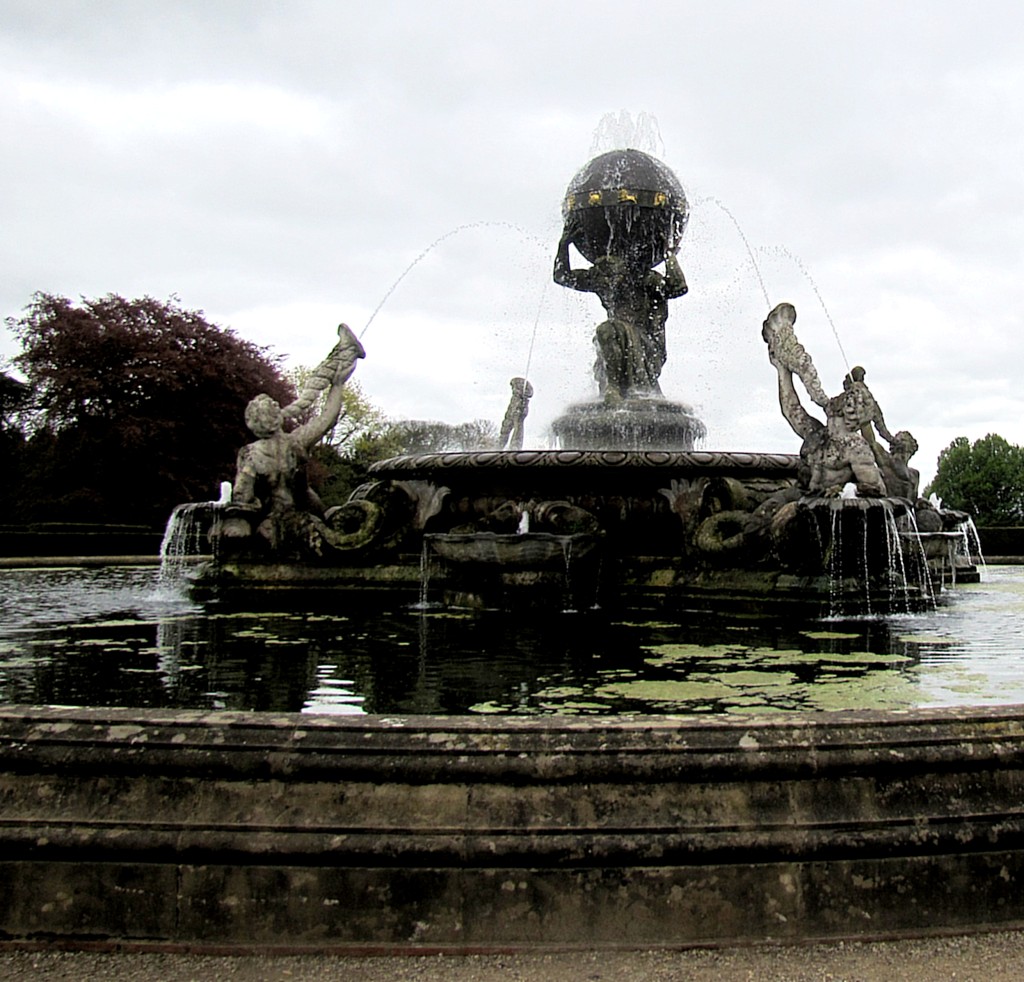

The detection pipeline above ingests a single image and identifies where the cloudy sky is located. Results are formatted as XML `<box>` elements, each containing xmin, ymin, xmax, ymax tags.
<box><xmin>2</xmin><ymin>0</ymin><xmax>1023</xmax><ymax>485</ymax></box>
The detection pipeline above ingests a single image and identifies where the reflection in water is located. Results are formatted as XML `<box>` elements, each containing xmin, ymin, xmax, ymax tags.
<box><xmin>302</xmin><ymin>662</ymin><xmax>366</xmax><ymax>715</ymax></box>
<box><xmin>0</xmin><ymin>566</ymin><xmax>1022</xmax><ymax>716</ymax></box>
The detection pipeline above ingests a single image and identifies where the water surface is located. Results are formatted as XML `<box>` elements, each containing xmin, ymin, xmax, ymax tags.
<box><xmin>0</xmin><ymin>565</ymin><xmax>1021</xmax><ymax>716</ymax></box>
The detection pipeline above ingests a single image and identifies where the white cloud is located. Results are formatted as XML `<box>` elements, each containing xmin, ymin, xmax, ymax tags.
<box><xmin>2</xmin><ymin>0</ymin><xmax>1023</xmax><ymax>491</ymax></box>
<box><xmin>11</xmin><ymin>75</ymin><xmax>337</xmax><ymax>141</ymax></box>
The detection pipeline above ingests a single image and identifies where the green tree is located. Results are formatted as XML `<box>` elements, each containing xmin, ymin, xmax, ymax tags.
<box><xmin>384</xmin><ymin>418</ymin><xmax>498</xmax><ymax>454</ymax></box>
<box><xmin>7</xmin><ymin>293</ymin><xmax>294</xmax><ymax>526</ymax></box>
<box><xmin>310</xmin><ymin>415</ymin><xmax>498</xmax><ymax>504</ymax></box>
<box><xmin>0</xmin><ymin>369</ymin><xmax>30</xmax><ymax>431</ymax></box>
<box><xmin>282</xmin><ymin>368</ymin><xmax>502</xmax><ymax>506</ymax></box>
<box><xmin>0</xmin><ymin>370</ymin><xmax>31</xmax><ymax>518</ymax></box>
<box><xmin>926</xmin><ymin>434</ymin><xmax>1024</xmax><ymax>526</ymax></box>
<box><xmin>286</xmin><ymin>368</ymin><xmax>392</xmax><ymax>455</ymax></box>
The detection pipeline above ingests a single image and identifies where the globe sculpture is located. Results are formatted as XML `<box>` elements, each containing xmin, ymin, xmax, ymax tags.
<box><xmin>561</xmin><ymin>148</ymin><xmax>689</xmax><ymax>268</ymax></box>
<box><xmin>551</xmin><ymin>148</ymin><xmax>706</xmax><ymax>449</ymax></box>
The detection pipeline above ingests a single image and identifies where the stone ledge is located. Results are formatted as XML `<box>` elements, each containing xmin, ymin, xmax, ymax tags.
<box><xmin>2</xmin><ymin>705</ymin><xmax>1024</xmax><ymax>946</ymax></box>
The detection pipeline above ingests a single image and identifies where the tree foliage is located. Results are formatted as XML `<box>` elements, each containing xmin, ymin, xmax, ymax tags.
<box><xmin>0</xmin><ymin>371</ymin><xmax>30</xmax><ymax>518</ymax></box>
<box><xmin>925</xmin><ymin>433</ymin><xmax>1024</xmax><ymax>526</ymax></box>
<box><xmin>285</xmin><ymin>387</ymin><xmax>500</xmax><ymax>505</ymax></box>
<box><xmin>384</xmin><ymin>418</ymin><xmax>498</xmax><ymax>454</ymax></box>
<box><xmin>7</xmin><ymin>293</ymin><xmax>294</xmax><ymax>525</ymax></box>
<box><xmin>0</xmin><ymin>370</ymin><xmax>30</xmax><ymax>431</ymax></box>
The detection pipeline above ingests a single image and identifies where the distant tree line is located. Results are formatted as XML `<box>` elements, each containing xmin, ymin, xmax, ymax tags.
<box><xmin>925</xmin><ymin>433</ymin><xmax>1024</xmax><ymax>527</ymax></box>
<box><xmin>1</xmin><ymin>293</ymin><xmax>497</xmax><ymax>529</ymax></box>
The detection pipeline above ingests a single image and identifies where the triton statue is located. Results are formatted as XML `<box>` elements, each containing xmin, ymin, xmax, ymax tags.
<box><xmin>218</xmin><ymin>322</ymin><xmax>369</xmax><ymax>554</ymax></box>
<box><xmin>763</xmin><ymin>302</ymin><xmax>917</xmax><ymax>499</ymax></box>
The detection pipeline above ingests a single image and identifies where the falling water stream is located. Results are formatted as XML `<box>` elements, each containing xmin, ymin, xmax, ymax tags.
<box><xmin>156</xmin><ymin>482</ymin><xmax>231</xmax><ymax>593</ymax></box>
<box><xmin>699</xmin><ymin>197</ymin><xmax>771</xmax><ymax>308</ymax></box>
<box><xmin>760</xmin><ymin>243</ymin><xmax>852</xmax><ymax>372</ymax></box>
<box><xmin>695</xmin><ymin>198</ymin><xmax>856</xmax><ymax>378</ymax></box>
<box><xmin>359</xmin><ymin>220</ymin><xmax>548</xmax><ymax>340</ymax></box>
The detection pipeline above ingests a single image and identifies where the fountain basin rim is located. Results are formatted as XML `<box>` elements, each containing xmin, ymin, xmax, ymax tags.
<box><xmin>901</xmin><ymin>530</ymin><xmax>967</xmax><ymax>539</ymax></box>
<box><xmin>5</xmin><ymin>703</ymin><xmax>1024</xmax><ymax>780</ymax></box>
<box><xmin>803</xmin><ymin>496</ymin><xmax>913</xmax><ymax>512</ymax></box>
<box><xmin>370</xmin><ymin>449</ymin><xmax>799</xmax><ymax>477</ymax></box>
<box><xmin>7</xmin><ymin>702</ymin><xmax>1024</xmax><ymax>736</ymax></box>
<box><xmin>6</xmin><ymin>702</ymin><xmax>1024</xmax><ymax>945</ymax></box>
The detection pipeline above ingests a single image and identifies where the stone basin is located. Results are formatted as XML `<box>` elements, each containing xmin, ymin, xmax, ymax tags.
<box><xmin>425</xmin><ymin>531</ymin><xmax>601</xmax><ymax>568</ymax></box>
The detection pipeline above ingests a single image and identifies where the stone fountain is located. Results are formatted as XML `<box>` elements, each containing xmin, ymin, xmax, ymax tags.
<box><xmin>195</xmin><ymin>147</ymin><xmax>978</xmax><ymax>614</ymax></box>
<box><xmin>2</xmin><ymin>145</ymin><xmax>1008</xmax><ymax>954</ymax></box>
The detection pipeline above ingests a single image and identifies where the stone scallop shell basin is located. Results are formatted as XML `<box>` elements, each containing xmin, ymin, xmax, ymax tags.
<box><xmin>425</xmin><ymin>531</ymin><xmax>601</xmax><ymax>566</ymax></box>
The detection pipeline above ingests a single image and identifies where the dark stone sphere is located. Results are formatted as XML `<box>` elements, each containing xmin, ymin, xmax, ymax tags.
<box><xmin>562</xmin><ymin>149</ymin><xmax>689</xmax><ymax>267</ymax></box>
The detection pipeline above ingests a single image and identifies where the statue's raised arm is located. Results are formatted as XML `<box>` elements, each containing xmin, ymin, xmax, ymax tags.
<box><xmin>552</xmin><ymin>220</ymin><xmax>597</xmax><ymax>294</ymax></box>
<box><xmin>283</xmin><ymin>323</ymin><xmax>366</xmax><ymax>448</ymax></box>
<box><xmin>774</xmin><ymin>360</ymin><xmax>822</xmax><ymax>443</ymax></box>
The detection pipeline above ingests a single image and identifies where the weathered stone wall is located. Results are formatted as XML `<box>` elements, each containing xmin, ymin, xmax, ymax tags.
<box><xmin>0</xmin><ymin>525</ymin><xmax>163</xmax><ymax>558</ymax></box>
<box><xmin>1</xmin><ymin>706</ymin><xmax>1024</xmax><ymax>949</ymax></box>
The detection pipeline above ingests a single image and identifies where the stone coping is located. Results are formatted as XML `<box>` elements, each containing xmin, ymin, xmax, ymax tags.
<box><xmin>3</xmin><ymin>702</ymin><xmax>1022</xmax><ymax>789</ymax></box>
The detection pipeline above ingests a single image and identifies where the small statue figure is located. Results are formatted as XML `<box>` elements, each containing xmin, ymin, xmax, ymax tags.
<box><xmin>225</xmin><ymin>322</ymin><xmax>365</xmax><ymax>551</ymax></box>
<box><xmin>819</xmin><ymin>385</ymin><xmax>888</xmax><ymax>497</ymax></box>
<box><xmin>872</xmin><ymin>430</ymin><xmax>921</xmax><ymax>501</ymax></box>
<box><xmin>761</xmin><ymin>302</ymin><xmax>829</xmax><ymax>408</ymax></box>
<box><xmin>841</xmin><ymin>364</ymin><xmax>920</xmax><ymax>499</ymax></box>
<box><xmin>553</xmin><ymin>213</ymin><xmax>687</xmax><ymax>401</ymax></box>
<box><xmin>843</xmin><ymin>365</ymin><xmax>895</xmax><ymax>446</ymax></box>
<box><xmin>498</xmin><ymin>377</ymin><xmax>534</xmax><ymax>450</ymax></box>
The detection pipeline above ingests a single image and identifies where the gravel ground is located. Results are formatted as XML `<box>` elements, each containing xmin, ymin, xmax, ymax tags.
<box><xmin>5</xmin><ymin>932</ymin><xmax>1024</xmax><ymax>982</ymax></box>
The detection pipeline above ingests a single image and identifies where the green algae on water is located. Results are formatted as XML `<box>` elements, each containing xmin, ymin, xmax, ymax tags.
<box><xmin>800</xmin><ymin>630</ymin><xmax>862</xmax><ymax>640</ymax></box>
<box><xmin>468</xmin><ymin>701</ymin><xmax>509</xmax><ymax>714</ymax></box>
<box><xmin>715</xmin><ymin>669</ymin><xmax>798</xmax><ymax>688</ymax></box>
<box><xmin>642</xmin><ymin>642</ymin><xmax>749</xmax><ymax>664</ymax></box>
<box><xmin>596</xmin><ymin>679</ymin><xmax>736</xmax><ymax>703</ymax></box>
<box><xmin>785</xmin><ymin>650</ymin><xmax>913</xmax><ymax>665</ymax></box>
